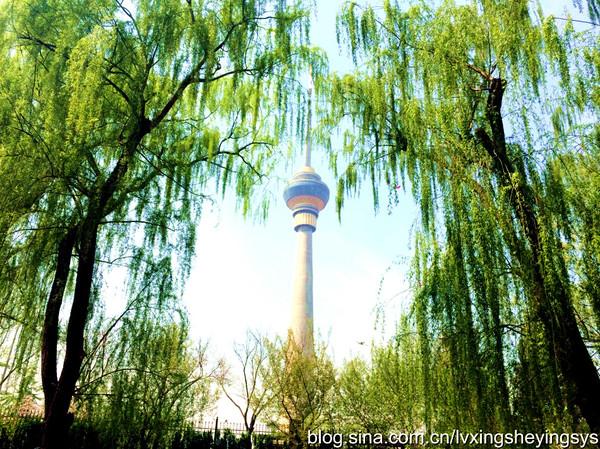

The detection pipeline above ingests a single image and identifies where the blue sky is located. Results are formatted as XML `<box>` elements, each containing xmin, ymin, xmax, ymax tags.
<box><xmin>181</xmin><ymin>0</ymin><xmax>416</xmax><ymax>366</ymax></box>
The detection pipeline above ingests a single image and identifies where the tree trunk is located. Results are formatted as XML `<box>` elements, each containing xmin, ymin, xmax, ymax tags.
<box><xmin>42</xmin><ymin>222</ymin><xmax>99</xmax><ymax>449</ymax></box>
<box><xmin>478</xmin><ymin>77</ymin><xmax>600</xmax><ymax>432</ymax></box>
<box><xmin>41</xmin><ymin>228</ymin><xmax>77</xmax><ymax>418</ymax></box>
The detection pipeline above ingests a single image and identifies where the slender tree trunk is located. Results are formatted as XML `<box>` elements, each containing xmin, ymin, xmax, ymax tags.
<box><xmin>41</xmin><ymin>228</ymin><xmax>77</xmax><ymax>416</ymax></box>
<box><xmin>42</xmin><ymin>222</ymin><xmax>99</xmax><ymax>449</ymax></box>
<box><xmin>247</xmin><ymin>415</ymin><xmax>255</xmax><ymax>449</ymax></box>
<box><xmin>478</xmin><ymin>77</ymin><xmax>600</xmax><ymax>432</ymax></box>
<box><xmin>247</xmin><ymin>428</ymin><xmax>254</xmax><ymax>449</ymax></box>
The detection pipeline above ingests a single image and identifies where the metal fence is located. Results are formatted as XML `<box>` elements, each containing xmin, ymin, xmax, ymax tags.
<box><xmin>0</xmin><ymin>410</ymin><xmax>44</xmax><ymax>427</ymax></box>
<box><xmin>190</xmin><ymin>419</ymin><xmax>273</xmax><ymax>436</ymax></box>
<box><xmin>0</xmin><ymin>412</ymin><xmax>275</xmax><ymax>437</ymax></box>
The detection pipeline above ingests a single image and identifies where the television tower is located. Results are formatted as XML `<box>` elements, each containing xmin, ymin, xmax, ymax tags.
<box><xmin>283</xmin><ymin>72</ymin><xmax>329</xmax><ymax>355</ymax></box>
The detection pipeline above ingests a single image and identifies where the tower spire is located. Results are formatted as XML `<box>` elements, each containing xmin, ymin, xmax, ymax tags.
<box><xmin>305</xmin><ymin>68</ymin><xmax>313</xmax><ymax>167</ymax></box>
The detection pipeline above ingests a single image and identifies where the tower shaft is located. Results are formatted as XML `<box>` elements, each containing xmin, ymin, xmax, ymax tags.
<box><xmin>290</xmin><ymin>228</ymin><xmax>314</xmax><ymax>354</ymax></box>
<box><xmin>283</xmin><ymin>167</ymin><xmax>327</xmax><ymax>355</ymax></box>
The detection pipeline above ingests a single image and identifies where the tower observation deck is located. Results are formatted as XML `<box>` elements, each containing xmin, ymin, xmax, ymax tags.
<box><xmin>283</xmin><ymin>73</ymin><xmax>329</xmax><ymax>355</ymax></box>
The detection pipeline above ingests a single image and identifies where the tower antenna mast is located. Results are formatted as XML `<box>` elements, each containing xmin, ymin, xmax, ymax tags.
<box><xmin>305</xmin><ymin>67</ymin><xmax>313</xmax><ymax>167</ymax></box>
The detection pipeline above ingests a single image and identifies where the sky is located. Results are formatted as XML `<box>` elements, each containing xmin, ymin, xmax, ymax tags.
<box><xmin>182</xmin><ymin>160</ymin><xmax>415</xmax><ymax>361</ymax></box>
<box><xmin>181</xmin><ymin>1</ymin><xmax>415</xmax><ymax>366</ymax></box>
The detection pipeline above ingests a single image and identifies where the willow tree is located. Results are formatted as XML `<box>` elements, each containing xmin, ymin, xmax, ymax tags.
<box><xmin>327</xmin><ymin>0</ymin><xmax>600</xmax><ymax>433</ymax></box>
<box><xmin>78</xmin><ymin>308</ymin><xmax>220</xmax><ymax>449</ymax></box>
<box><xmin>335</xmin><ymin>318</ymin><xmax>423</xmax><ymax>435</ymax></box>
<box><xmin>0</xmin><ymin>0</ymin><xmax>321</xmax><ymax>447</ymax></box>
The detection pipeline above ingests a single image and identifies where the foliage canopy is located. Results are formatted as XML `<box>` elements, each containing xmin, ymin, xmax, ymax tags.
<box><xmin>0</xmin><ymin>0</ymin><xmax>321</xmax><ymax>446</ymax></box>
<box><xmin>327</xmin><ymin>0</ymin><xmax>600</xmax><ymax>435</ymax></box>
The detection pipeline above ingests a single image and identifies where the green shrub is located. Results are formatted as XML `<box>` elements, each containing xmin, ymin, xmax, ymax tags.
<box><xmin>4</xmin><ymin>417</ymin><xmax>42</xmax><ymax>449</ymax></box>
